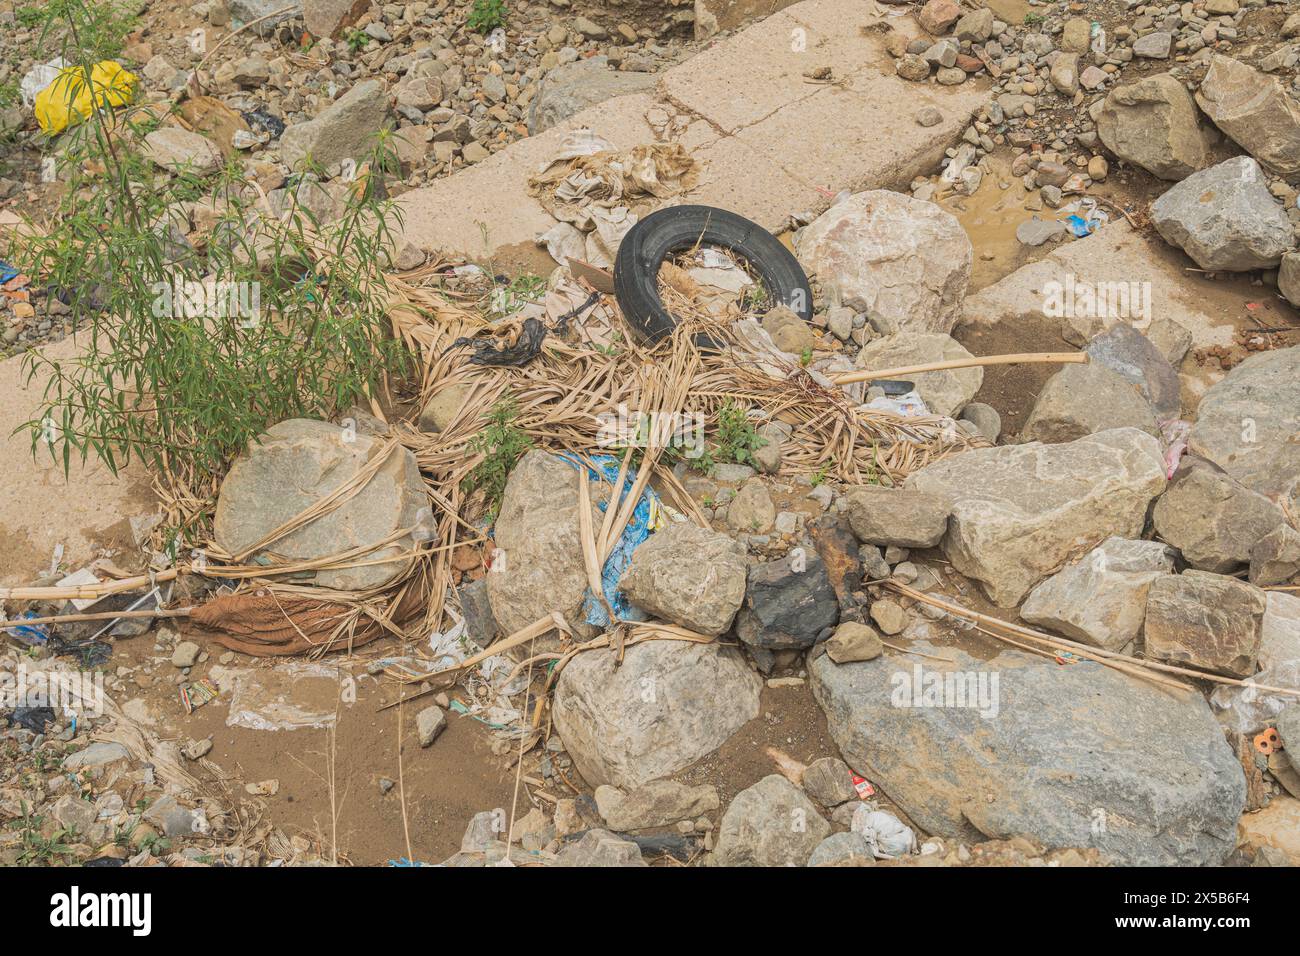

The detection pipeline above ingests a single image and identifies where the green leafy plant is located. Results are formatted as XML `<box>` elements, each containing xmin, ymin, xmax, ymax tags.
<box><xmin>463</xmin><ymin>398</ymin><xmax>532</xmax><ymax>520</ymax></box>
<box><xmin>468</xmin><ymin>0</ymin><xmax>507</xmax><ymax>34</ymax></box>
<box><xmin>344</xmin><ymin>27</ymin><xmax>370</xmax><ymax>52</ymax></box>
<box><xmin>13</xmin><ymin>0</ymin><xmax>409</xmax><ymax>507</ymax></box>
<box><xmin>695</xmin><ymin>400</ymin><xmax>766</xmax><ymax>473</ymax></box>
<box><xmin>17</xmin><ymin>803</ymin><xmax>77</xmax><ymax>865</ymax></box>
<box><xmin>1023</xmin><ymin>12</ymin><xmax>1044</xmax><ymax>26</ymax></box>
<box><xmin>809</xmin><ymin>459</ymin><xmax>833</xmax><ymax>487</ymax></box>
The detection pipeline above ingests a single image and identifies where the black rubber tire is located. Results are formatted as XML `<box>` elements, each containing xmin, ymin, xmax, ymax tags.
<box><xmin>613</xmin><ymin>205</ymin><xmax>813</xmax><ymax>343</ymax></box>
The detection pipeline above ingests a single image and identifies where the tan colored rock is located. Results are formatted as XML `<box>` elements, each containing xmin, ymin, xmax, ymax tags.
<box><xmin>906</xmin><ymin>428</ymin><xmax>1167</xmax><ymax>606</ymax></box>
<box><xmin>1020</xmin><ymin>362</ymin><xmax>1158</xmax><ymax>444</ymax></box>
<box><xmin>1152</xmin><ymin>459</ymin><xmax>1285</xmax><ymax>573</ymax></box>
<box><xmin>1195</xmin><ymin>54</ymin><xmax>1300</xmax><ymax>176</ymax></box>
<box><xmin>796</xmin><ymin>190</ymin><xmax>972</xmax><ymax>335</ymax></box>
<box><xmin>855</xmin><ymin>333</ymin><xmax>982</xmax><ymax>417</ymax></box>
<box><xmin>1097</xmin><ymin>74</ymin><xmax>1210</xmax><ymax>180</ymax></box>
<box><xmin>1143</xmin><ymin>571</ymin><xmax>1265</xmax><ymax>678</ymax></box>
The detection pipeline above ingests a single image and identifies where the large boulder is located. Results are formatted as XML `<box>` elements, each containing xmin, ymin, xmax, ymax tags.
<box><xmin>1195</xmin><ymin>54</ymin><xmax>1300</xmax><ymax>176</ymax></box>
<box><xmin>854</xmin><ymin>333</ymin><xmax>982</xmax><ymax>417</ymax></box>
<box><xmin>552</xmin><ymin>638</ymin><xmax>761</xmax><ymax>790</ymax></box>
<box><xmin>1019</xmin><ymin>362</ymin><xmax>1158</xmax><ymax>444</ymax></box>
<box><xmin>1097</xmin><ymin>73</ymin><xmax>1211</xmax><ymax>180</ymax></box>
<box><xmin>1150</xmin><ymin>157</ymin><xmax>1292</xmax><ymax>271</ymax></box>
<box><xmin>905</xmin><ymin>428</ymin><xmax>1167</xmax><ymax>606</ymax></box>
<box><xmin>1188</xmin><ymin>346</ymin><xmax>1300</xmax><ymax>511</ymax></box>
<box><xmin>810</xmin><ymin>644</ymin><xmax>1245</xmax><ymax>865</ymax></box>
<box><xmin>1143</xmin><ymin>571</ymin><xmax>1265</xmax><ymax>678</ymax></box>
<box><xmin>487</xmin><ymin>451</ymin><xmax>604</xmax><ymax>641</ymax></box>
<box><xmin>1152</xmin><ymin>458</ymin><xmax>1285</xmax><ymax>573</ymax></box>
<box><xmin>734</xmin><ymin>551</ymin><xmax>840</xmax><ymax>651</ymax></box>
<box><xmin>214</xmin><ymin>419</ymin><xmax>426</xmax><ymax>591</ymax></box>
<box><xmin>1020</xmin><ymin>536</ymin><xmax>1175</xmax><ymax>651</ymax></box>
<box><xmin>527</xmin><ymin>57</ymin><xmax>656</xmax><ymax>134</ymax></box>
<box><xmin>280</xmin><ymin>80</ymin><xmax>389</xmax><ymax>171</ymax></box>
<box><xmin>618</xmin><ymin>521</ymin><xmax>747</xmax><ymax>636</ymax></box>
<box><xmin>795</xmin><ymin>191</ymin><xmax>972</xmax><ymax>334</ymax></box>
<box><xmin>712</xmin><ymin>774</ymin><xmax>830</xmax><ymax>867</ymax></box>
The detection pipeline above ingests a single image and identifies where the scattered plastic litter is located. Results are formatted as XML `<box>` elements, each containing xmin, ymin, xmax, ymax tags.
<box><xmin>34</xmin><ymin>61</ymin><xmax>137</xmax><ymax>135</ymax></box>
<box><xmin>1212</xmin><ymin>660</ymin><xmax>1300</xmax><ymax>734</ymax></box>
<box><xmin>559</xmin><ymin>453</ymin><xmax>665</xmax><ymax>628</ymax></box>
<box><xmin>863</xmin><ymin>388</ymin><xmax>929</xmax><ymax>418</ymax></box>
<box><xmin>7</xmin><ymin>706</ymin><xmax>54</xmax><ymax>733</ymax></box>
<box><xmin>1158</xmin><ymin>419</ymin><xmax>1191</xmax><ymax>479</ymax></box>
<box><xmin>180</xmin><ymin>678</ymin><xmax>220</xmax><ymax>715</ymax></box>
<box><xmin>20</xmin><ymin>58</ymin><xmax>68</xmax><ymax>107</ymax></box>
<box><xmin>852</xmin><ymin>804</ymin><xmax>918</xmax><ymax>859</ymax></box>
<box><xmin>3</xmin><ymin>611</ymin><xmax>50</xmax><ymax>647</ymax></box>
<box><xmin>0</xmin><ymin>260</ymin><xmax>19</xmax><ymax>284</ymax></box>
<box><xmin>851</xmin><ymin>772</ymin><xmax>876</xmax><ymax>799</ymax></box>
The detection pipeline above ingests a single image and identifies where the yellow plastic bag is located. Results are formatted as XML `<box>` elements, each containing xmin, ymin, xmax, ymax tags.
<box><xmin>34</xmin><ymin>61</ymin><xmax>137</xmax><ymax>135</ymax></box>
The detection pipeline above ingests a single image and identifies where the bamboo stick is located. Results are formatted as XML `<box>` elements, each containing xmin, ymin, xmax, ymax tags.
<box><xmin>1</xmin><ymin>607</ymin><xmax>192</xmax><ymax>629</ymax></box>
<box><xmin>832</xmin><ymin>351</ymin><xmax>1088</xmax><ymax>386</ymax></box>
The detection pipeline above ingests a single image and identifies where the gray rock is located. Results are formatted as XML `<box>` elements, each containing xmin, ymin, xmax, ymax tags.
<box><xmin>1084</xmin><ymin>323</ymin><xmax>1181</xmax><ymax>421</ymax></box>
<box><xmin>1188</xmin><ymin>346</ymin><xmax>1300</xmax><ymax>511</ymax></box>
<box><xmin>620</xmin><ymin>522</ymin><xmax>747</xmax><ymax>635</ymax></box>
<box><xmin>713</xmin><ymin>774</ymin><xmax>830</xmax><ymax>866</ymax></box>
<box><xmin>906</xmin><ymin>429</ymin><xmax>1167</xmax><ymax>606</ymax></box>
<box><xmin>594</xmin><ymin>780</ymin><xmax>719</xmax><ymax>830</ymax></box>
<box><xmin>280</xmin><ymin>80</ymin><xmax>389</xmax><ymax>172</ymax></box>
<box><xmin>1195</xmin><ymin>54</ymin><xmax>1300</xmax><ymax>176</ymax></box>
<box><xmin>1277</xmin><ymin>705</ymin><xmax>1300</xmax><ymax>776</ymax></box>
<box><xmin>959</xmin><ymin>402</ymin><xmax>1000</xmax><ymax>442</ymax></box>
<box><xmin>1145</xmin><ymin>318</ymin><xmax>1193</xmax><ymax>367</ymax></box>
<box><xmin>230</xmin><ymin>0</ymin><xmax>302</xmax><ymax>33</ymax></box>
<box><xmin>810</xmin><ymin>643</ymin><xmax>1244</xmax><ymax>865</ymax></box>
<box><xmin>1260</xmin><ymin>591</ymin><xmax>1300</xmax><ymax>671</ymax></box>
<box><xmin>1153</xmin><ymin>459</ymin><xmax>1284</xmax><ymax>573</ymax></box>
<box><xmin>555</xmin><ymin>828</ymin><xmax>646</xmax><ymax>866</ymax></box>
<box><xmin>846</xmin><ymin>485</ymin><xmax>951</xmax><ymax>549</ymax></box>
<box><xmin>487</xmin><ymin>450</ymin><xmax>604</xmax><ymax>644</ymax></box>
<box><xmin>735</xmin><ymin>551</ymin><xmax>840</xmax><ymax>651</ymax></box>
<box><xmin>528</xmin><ymin>57</ymin><xmax>656</xmax><ymax>134</ymax></box>
<box><xmin>1097</xmin><ymin>74</ymin><xmax>1210</xmax><ymax>180</ymax></box>
<box><xmin>1020</xmin><ymin>362</ymin><xmax>1158</xmax><ymax>444</ymax></box>
<box><xmin>1132</xmin><ymin>31</ymin><xmax>1172</xmax><ymax>58</ymax></box>
<box><xmin>552</xmin><ymin>639</ymin><xmax>761</xmax><ymax>789</ymax></box>
<box><xmin>1150</xmin><ymin>157</ymin><xmax>1292</xmax><ymax>271</ymax></box>
<box><xmin>1015</xmin><ymin>217</ymin><xmax>1065</xmax><ymax>247</ymax></box>
<box><xmin>1145</xmin><ymin>572</ymin><xmax>1265</xmax><ymax>678</ymax></box>
<box><xmin>214</xmin><ymin>419</ymin><xmax>426</xmax><ymax>591</ymax></box>
<box><xmin>796</xmin><ymin>190</ymin><xmax>972</xmax><ymax>335</ymax></box>
<box><xmin>416</xmin><ymin>705</ymin><xmax>447</xmax><ymax>747</ymax></box>
<box><xmin>458</xmin><ymin>577</ymin><xmax>499</xmax><ymax>646</ymax></box>
<box><xmin>802</xmin><ymin>756</ymin><xmax>858</xmax><ymax>807</ymax></box>
<box><xmin>1250</xmin><ymin>524</ymin><xmax>1300</xmax><ymax>587</ymax></box>
<box><xmin>63</xmin><ymin>741</ymin><xmax>131</xmax><ymax>771</ymax></box>
<box><xmin>808</xmin><ymin>830</ymin><xmax>876</xmax><ymax>866</ymax></box>
<box><xmin>303</xmin><ymin>0</ymin><xmax>368</xmax><ymax>38</ymax></box>
<box><xmin>1278</xmin><ymin>252</ymin><xmax>1300</xmax><ymax>309</ymax></box>
<box><xmin>143</xmin><ymin>129</ymin><xmax>223</xmax><ymax>175</ymax></box>
<box><xmin>727</xmin><ymin>478</ymin><xmax>776</xmax><ymax>533</ymax></box>
<box><xmin>171</xmin><ymin>641</ymin><xmax>201</xmax><ymax>668</ymax></box>
<box><xmin>1020</xmin><ymin>537</ymin><xmax>1176</xmax><ymax>651</ymax></box>
<box><xmin>854</xmin><ymin>333</ymin><xmax>982</xmax><ymax>417</ymax></box>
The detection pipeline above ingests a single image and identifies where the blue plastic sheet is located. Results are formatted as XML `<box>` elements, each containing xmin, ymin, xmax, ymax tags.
<box><xmin>0</xmin><ymin>260</ymin><xmax>19</xmax><ymax>284</ymax></box>
<box><xmin>559</xmin><ymin>453</ymin><xmax>663</xmax><ymax>628</ymax></box>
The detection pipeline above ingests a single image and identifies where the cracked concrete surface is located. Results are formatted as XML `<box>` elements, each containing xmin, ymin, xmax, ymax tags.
<box><xmin>397</xmin><ymin>0</ymin><xmax>989</xmax><ymax>265</ymax></box>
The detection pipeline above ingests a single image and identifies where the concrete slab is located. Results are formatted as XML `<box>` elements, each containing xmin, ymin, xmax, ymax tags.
<box><xmin>0</xmin><ymin>337</ymin><xmax>156</xmax><ymax>587</ymax></box>
<box><xmin>396</xmin><ymin>0</ymin><xmax>988</xmax><ymax>265</ymax></box>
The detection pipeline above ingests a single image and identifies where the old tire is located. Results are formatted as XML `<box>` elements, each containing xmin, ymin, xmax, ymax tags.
<box><xmin>613</xmin><ymin>205</ymin><xmax>813</xmax><ymax>343</ymax></box>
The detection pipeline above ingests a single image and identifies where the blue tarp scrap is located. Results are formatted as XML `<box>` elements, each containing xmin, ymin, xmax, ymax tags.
<box><xmin>558</xmin><ymin>453</ymin><xmax>664</xmax><ymax>628</ymax></box>
<box><xmin>0</xmin><ymin>260</ymin><xmax>19</xmax><ymax>284</ymax></box>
